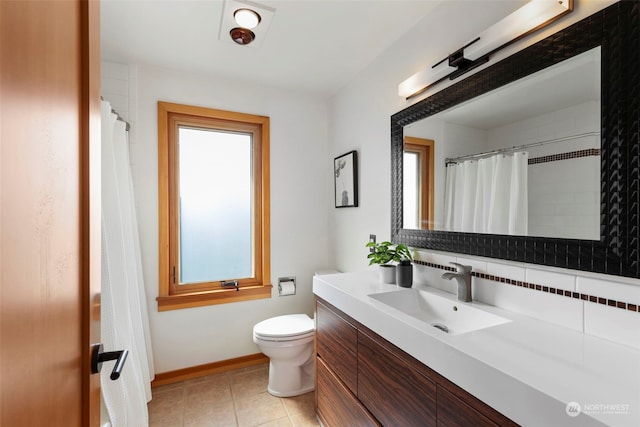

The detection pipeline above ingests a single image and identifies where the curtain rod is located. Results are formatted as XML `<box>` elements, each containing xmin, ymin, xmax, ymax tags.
<box><xmin>100</xmin><ymin>97</ymin><xmax>131</xmax><ymax>131</ymax></box>
<box><xmin>113</xmin><ymin>110</ymin><xmax>131</xmax><ymax>132</ymax></box>
<box><xmin>445</xmin><ymin>131</ymin><xmax>600</xmax><ymax>164</ymax></box>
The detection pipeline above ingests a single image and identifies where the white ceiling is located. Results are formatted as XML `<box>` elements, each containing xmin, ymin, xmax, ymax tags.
<box><xmin>101</xmin><ymin>0</ymin><xmax>442</xmax><ymax>97</ymax></box>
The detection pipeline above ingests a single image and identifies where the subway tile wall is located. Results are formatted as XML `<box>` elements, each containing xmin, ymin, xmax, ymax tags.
<box><xmin>101</xmin><ymin>61</ymin><xmax>137</xmax><ymax>144</ymax></box>
<box><xmin>102</xmin><ymin>61</ymin><xmax>130</xmax><ymax>120</ymax></box>
<box><xmin>413</xmin><ymin>250</ymin><xmax>640</xmax><ymax>350</ymax></box>
<box><xmin>489</xmin><ymin>100</ymin><xmax>601</xmax><ymax>240</ymax></box>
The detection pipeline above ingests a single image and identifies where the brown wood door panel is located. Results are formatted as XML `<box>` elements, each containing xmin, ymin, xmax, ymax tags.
<box><xmin>316</xmin><ymin>299</ymin><xmax>358</xmax><ymax>393</ymax></box>
<box><xmin>1</xmin><ymin>0</ymin><xmax>101</xmax><ymax>425</ymax></box>
<box><xmin>317</xmin><ymin>358</ymin><xmax>380</xmax><ymax>427</ymax></box>
<box><xmin>358</xmin><ymin>331</ymin><xmax>437</xmax><ymax>427</ymax></box>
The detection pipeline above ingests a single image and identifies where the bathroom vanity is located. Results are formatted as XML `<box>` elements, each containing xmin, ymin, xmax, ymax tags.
<box><xmin>315</xmin><ymin>297</ymin><xmax>516</xmax><ymax>426</ymax></box>
<box><xmin>313</xmin><ymin>270</ymin><xmax>640</xmax><ymax>427</ymax></box>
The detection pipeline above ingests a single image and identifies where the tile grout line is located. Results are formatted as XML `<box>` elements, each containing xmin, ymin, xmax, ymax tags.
<box><xmin>150</xmin><ymin>362</ymin><xmax>318</xmax><ymax>427</ymax></box>
<box><xmin>181</xmin><ymin>384</ymin><xmax>186</xmax><ymax>427</ymax></box>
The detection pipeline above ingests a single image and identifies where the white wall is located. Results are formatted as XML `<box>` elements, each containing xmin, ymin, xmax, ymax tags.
<box><xmin>328</xmin><ymin>0</ymin><xmax>616</xmax><ymax>272</ymax></box>
<box><xmin>103</xmin><ymin>63</ymin><xmax>331</xmax><ymax>373</ymax></box>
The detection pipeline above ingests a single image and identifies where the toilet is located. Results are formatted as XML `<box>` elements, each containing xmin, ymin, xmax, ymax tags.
<box><xmin>253</xmin><ymin>270</ymin><xmax>340</xmax><ymax>397</ymax></box>
<box><xmin>253</xmin><ymin>313</ymin><xmax>315</xmax><ymax>397</ymax></box>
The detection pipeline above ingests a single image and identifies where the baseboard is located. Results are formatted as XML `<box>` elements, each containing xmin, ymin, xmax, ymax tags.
<box><xmin>151</xmin><ymin>353</ymin><xmax>269</xmax><ymax>387</ymax></box>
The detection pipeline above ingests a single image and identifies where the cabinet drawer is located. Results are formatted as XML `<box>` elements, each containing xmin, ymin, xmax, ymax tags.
<box><xmin>358</xmin><ymin>330</ymin><xmax>437</xmax><ymax>427</ymax></box>
<box><xmin>317</xmin><ymin>358</ymin><xmax>379</xmax><ymax>427</ymax></box>
<box><xmin>316</xmin><ymin>299</ymin><xmax>358</xmax><ymax>393</ymax></box>
<box><xmin>437</xmin><ymin>384</ymin><xmax>519</xmax><ymax>427</ymax></box>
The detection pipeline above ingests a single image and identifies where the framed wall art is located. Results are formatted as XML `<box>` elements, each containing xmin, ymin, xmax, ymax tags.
<box><xmin>334</xmin><ymin>150</ymin><xmax>358</xmax><ymax>208</ymax></box>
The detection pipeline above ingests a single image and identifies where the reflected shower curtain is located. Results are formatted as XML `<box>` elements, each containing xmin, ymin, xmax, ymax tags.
<box><xmin>101</xmin><ymin>101</ymin><xmax>154</xmax><ymax>426</ymax></box>
<box><xmin>444</xmin><ymin>152</ymin><xmax>528</xmax><ymax>234</ymax></box>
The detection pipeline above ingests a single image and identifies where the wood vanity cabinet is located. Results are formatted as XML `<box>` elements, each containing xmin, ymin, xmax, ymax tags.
<box><xmin>358</xmin><ymin>329</ymin><xmax>437</xmax><ymax>426</ymax></box>
<box><xmin>315</xmin><ymin>297</ymin><xmax>519</xmax><ymax>427</ymax></box>
<box><xmin>315</xmin><ymin>299</ymin><xmax>358</xmax><ymax>393</ymax></box>
<box><xmin>437</xmin><ymin>385</ymin><xmax>503</xmax><ymax>427</ymax></box>
<box><xmin>316</xmin><ymin>299</ymin><xmax>378</xmax><ymax>426</ymax></box>
<box><xmin>317</xmin><ymin>357</ymin><xmax>379</xmax><ymax>427</ymax></box>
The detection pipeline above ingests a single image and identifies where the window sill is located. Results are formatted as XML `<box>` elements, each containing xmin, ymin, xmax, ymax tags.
<box><xmin>157</xmin><ymin>284</ymin><xmax>272</xmax><ymax>311</ymax></box>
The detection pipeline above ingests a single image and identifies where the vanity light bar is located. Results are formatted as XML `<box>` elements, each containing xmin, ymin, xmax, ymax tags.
<box><xmin>398</xmin><ymin>61</ymin><xmax>457</xmax><ymax>100</ymax></box>
<box><xmin>398</xmin><ymin>0</ymin><xmax>573</xmax><ymax>99</ymax></box>
<box><xmin>464</xmin><ymin>0</ymin><xmax>572</xmax><ymax>61</ymax></box>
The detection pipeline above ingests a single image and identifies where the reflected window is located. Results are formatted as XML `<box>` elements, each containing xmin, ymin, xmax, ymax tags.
<box><xmin>403</xmin><ymin>151</ymin><xmax>419</xmax><ymax>228</ymax></box>
<box><xmin>403</xmin><ymin>137</ymin><xmax>434</xmax><ymax>230</ymax></box>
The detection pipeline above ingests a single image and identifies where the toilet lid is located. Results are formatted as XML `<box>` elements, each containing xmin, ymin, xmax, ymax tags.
<box><xmin>253</xmin><ymin>314</ymin><xmax>314</xmax><ymax>339</ymax></box>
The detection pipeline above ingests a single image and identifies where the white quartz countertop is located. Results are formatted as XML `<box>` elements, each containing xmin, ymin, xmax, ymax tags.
<box><xmin>313</xmin><ymin>269</ymin><xmax>640</xmax><ymax>427</ymax></box>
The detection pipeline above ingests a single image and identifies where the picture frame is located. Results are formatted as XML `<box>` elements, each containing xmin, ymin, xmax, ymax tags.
<box><xmin>334</xmin><ymin>150</ymin><xmax>358</xmax><ymax>208</ymax></box>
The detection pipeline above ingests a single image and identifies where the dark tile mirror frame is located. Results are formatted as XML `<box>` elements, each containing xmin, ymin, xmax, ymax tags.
<box><xmin>391</xmin><ymin>1</ymin><xmax>640</xmax><ymax>279</ymax></box>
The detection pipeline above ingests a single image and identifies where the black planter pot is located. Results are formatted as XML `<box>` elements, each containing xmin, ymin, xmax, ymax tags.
<box><xmin>396</xmin><ymin>260</ymin><xmax>413</xmax><ymax>288</ymax></box>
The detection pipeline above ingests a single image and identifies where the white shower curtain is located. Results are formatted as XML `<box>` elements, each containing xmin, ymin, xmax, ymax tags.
<box><xmin>101</xmin><ymin>101</ymin><xmax>154</xmax><ymax>427</ymax></box>
<box><xmin>444</xmin><ymin>152</ymin><xmax>528</xmax><ymax>234</ymax></box>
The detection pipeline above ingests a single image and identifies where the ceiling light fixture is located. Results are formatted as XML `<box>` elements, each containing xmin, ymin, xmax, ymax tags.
<box><xmin>234</xmin><ymin>8</ymin><xmax>261</xmax><ymax>29</ymax></box>
<box><xmin>219</xmin><ymin>0</ymin><xmax>275</xmax><ymax>48</ymax></box>
<box><xmin>398</xmin><ymin>0</ymin><xmax>573</xmax><ymax>100</ymax></box>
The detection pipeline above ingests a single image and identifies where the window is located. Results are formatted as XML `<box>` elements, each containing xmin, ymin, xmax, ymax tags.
<box><xmin>157</xmin><ymin>101</ymin><xmax>271</xmax><ymax>310</ymax></box>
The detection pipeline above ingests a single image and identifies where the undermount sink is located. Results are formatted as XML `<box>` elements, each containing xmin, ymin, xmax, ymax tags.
<box><xmin>368</xmin><ymin>288</ymin><xmax>511</xmax><ymax>335</ymax></box>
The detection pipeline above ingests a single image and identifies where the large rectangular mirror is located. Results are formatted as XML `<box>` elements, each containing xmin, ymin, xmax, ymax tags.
<box><xmin>403</xmin><ymin>47</ymin><xmax>601</xmax><ymax>240</ymax></box>
<box><xmin>391</xmin><ymin>2</ymin><xmax>640</xmax><ymax>279</ymax></box>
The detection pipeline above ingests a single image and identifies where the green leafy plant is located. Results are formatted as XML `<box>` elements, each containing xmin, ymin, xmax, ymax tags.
<box><xmin>366</xmin><ymin>241</ymin><xmax>413</xmax><ymax>265</ymax></box>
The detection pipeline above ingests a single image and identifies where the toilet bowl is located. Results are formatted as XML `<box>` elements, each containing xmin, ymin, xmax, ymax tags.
<box><xmin>253</xmin><ymin>314</ymin><xmax>315</xmax><ymax>397</ymax></box>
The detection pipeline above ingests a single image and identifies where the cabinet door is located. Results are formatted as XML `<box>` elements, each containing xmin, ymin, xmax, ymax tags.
<box><xmin>317</xmin><ymin>358</ymin><xmax>380</xmax><ymax>427</ymax></box>
<box><xmin>437</xmin><ymin>385</ymin><xmax>518</xmax><ymax>427</ymax></box>
<box><xmin>316</xmin><ymin>299</ymin><xmax>358</xmax><ymax>393</ymax></box>
<box><xmin>358</xmin><ymin>331</ymin><xmax>437</xmax><ymax>427</ymax></box>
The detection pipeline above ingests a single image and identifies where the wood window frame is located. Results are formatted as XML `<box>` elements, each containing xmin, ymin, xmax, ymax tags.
<box><xmin>157</xmin><ymin>101</ymin><xmax>271</xmax><ymax>311</ymax></box>
<box><xmin>404</xmin><ymin>137</ymin><xmax>434</xmax><ymax>230</ymax></box>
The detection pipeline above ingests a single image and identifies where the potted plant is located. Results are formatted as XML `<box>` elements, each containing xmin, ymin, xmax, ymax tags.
<box><xmin>366</xmin><ymin>241</ymin><xmax>413</xmax><ymax>285</ymax></box>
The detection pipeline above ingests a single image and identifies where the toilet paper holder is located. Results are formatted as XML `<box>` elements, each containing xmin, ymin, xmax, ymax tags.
<box><xmin>278</xmin><ymin>277</ymin><xmax>296</xmax><ymax>296</ymax></box>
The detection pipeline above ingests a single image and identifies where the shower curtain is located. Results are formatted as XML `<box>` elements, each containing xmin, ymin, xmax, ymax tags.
<box><xmin>444</xmin><ymin>152</ymin><xmax>528</xmax><ymax>235</ymax></box>
<box><xmin>101</xmin><ymin>101</ymin><xmax>154</xmax><ymax>426</ymax></box>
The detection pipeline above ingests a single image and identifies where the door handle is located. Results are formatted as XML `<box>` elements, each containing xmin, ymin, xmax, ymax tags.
<box><xmin>91</xmin><ymin>343</ymin><xmax>129</xmax><ymax>380</ymax></box>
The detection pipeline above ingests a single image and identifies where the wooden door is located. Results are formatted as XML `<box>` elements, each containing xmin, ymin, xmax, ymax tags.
<box><xmin>0</xmin><ymin>1</ymin><xmax>102</xmax><ymax>426</ymax></box>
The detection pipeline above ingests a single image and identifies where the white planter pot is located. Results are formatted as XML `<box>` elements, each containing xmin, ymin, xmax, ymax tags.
<box><xmin>379</xmin><ymin>264</ymin><xmax>396</xmax><ymax>284</ymax></box>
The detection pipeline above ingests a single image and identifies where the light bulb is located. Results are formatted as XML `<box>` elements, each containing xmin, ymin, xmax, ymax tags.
<box><xmin>234</xmin><ymin>8</ymin><xmax>261</xmax><ymax>29</ymax></box>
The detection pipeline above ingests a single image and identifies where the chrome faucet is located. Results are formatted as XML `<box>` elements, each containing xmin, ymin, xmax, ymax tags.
<box><xmin>441</xmin><ymin>262</ymin><xmax>473</xmax><ymax>302</ymax></box>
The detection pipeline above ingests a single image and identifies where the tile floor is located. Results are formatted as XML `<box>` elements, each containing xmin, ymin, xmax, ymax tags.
<box><xmin>148</xmin><ymin>363</ymin><xmax>320</xmax><ymax>427</ymax></box>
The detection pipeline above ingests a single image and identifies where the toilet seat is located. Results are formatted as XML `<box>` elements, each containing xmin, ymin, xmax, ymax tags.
<box><xmin>253</xmin><ymin>314</ymin><xmax>314</xmax><ymax>342</ymax></box>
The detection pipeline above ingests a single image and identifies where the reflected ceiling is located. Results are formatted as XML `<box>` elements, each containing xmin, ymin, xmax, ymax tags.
<box><xmin>416</xmin><ymin>48</ymin><xmax>601</xmax><ymax>130</ymax></box>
